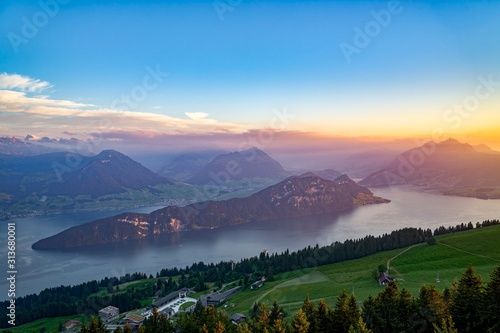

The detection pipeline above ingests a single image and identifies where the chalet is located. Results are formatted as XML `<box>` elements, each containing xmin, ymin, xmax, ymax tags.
<box><xmin>98</xmin><ymin>306</ymin><xmax>119</xmax><ymax>324</ymax></box>
<box><xmin>231</xmin><ymin>313</ymin><xmax>247</xmax><ymax>325</ymax></box>
<box><xmin>379</xmin><ymin>272</ymin><xmax>395</xmax><ymax>286</ymax></box>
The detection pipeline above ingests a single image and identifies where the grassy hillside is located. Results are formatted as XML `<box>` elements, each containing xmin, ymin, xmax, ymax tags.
<box><xmin>228</xmin><ymin>225</ymin><xmax>500</xmax><ymax>315</ymax></box>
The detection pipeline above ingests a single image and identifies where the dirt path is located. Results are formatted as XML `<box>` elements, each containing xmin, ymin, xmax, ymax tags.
<box><xmin>386</xmin><ymin>244</ymin><xmax>422</xmax><ymax>277</ymax></box>
<box><xmin>438</xmin><ymin>242</ymin><xmax>500</xmax><ymax>263</ymax></box>
<box><xmin>254</xmin><ymin>271</ymin><xmax>330</xmax><ymax>305</ymax></box>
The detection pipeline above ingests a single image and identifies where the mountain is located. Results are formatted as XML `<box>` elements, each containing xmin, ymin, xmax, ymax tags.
<box><xmin>473</xmin><ymin>144</ymin><xmax>500</xmax><ymax>155</ymax></box>
<box><xmin>0</xmin><ymin>150</ymin><xmax>173</xmax><ymax>212</ymax></box>
<box><xmin>332</xmin><ymin>149</ymin><xmax>400</xmax><ymax>179</ymax></box>
<box><xmin>314</xmin><ymin>169</ymin><xmax>343</xmax><ymax>181</ymax></box>
<box><xmin>156</xmin><ymin>153</ymin><xmax>216</xmax><ymax>182</ymax></box>
<box><xmin>51</xmin><ymin>150</ymin><xmax>174</xmax><ymax>196</ymax></box>
<box><xmin>359</xmin><ymin>139</ymin><xmax>500</xmax><ymax>198</ymax></box>
<box><xmin>187</xmin><ymin>147</ymin><xmax>288</xmax><ymax>184</ymax></box>
<box><xmin>32</xmin><ymin>174</ymin><xmax>390</xmax><ymax>250</ymax></box>
<box><xmin>0</xmin><ymin>136</ymin><xmax>57</xmax><ymax>156</ymax></box>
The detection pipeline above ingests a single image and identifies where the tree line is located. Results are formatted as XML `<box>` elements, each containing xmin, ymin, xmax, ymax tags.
<box><xmin>76</xmin><ymin>264</ymin><xmax>500</xmax><ymax>333</ymax></box>
<box><xmin>0</xmin><ymin>219</ymin><xmax>498</xmax><ymax>328</ymax></box>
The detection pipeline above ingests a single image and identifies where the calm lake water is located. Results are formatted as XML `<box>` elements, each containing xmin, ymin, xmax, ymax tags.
<box><xmin>1</xmin><ymin>186</ymin><xmax>499</xmax><ymax>299</ymax></box>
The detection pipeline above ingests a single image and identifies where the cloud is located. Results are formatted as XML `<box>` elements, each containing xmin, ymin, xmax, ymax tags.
<box><xmin>185</xmin><ymin>112</ymin><xmax>209</xmax><ymax>120</ymax></box>
<box><xmin>0</xmin><ymin>73</ymin><xmax>249</xmax><ymax>140</ymax></box>
<box><xmin>0</xmin><ymin>73</ymin><xmax>52</xmax><ymax>93</ymax></box>
<box><xmin>152</xmin><ymin>106</ymin><xmax>162</xmax><ymax>109</ymax></box>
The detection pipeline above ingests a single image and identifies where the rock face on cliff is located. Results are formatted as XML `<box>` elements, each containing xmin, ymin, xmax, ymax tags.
<box><xmin>32</xmin><ymin>174</ymin><xmax>389</xmax><ymax>250</ymax></box>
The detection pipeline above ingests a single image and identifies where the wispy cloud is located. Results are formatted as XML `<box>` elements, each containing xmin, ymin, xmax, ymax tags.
<box><xmin>0</xmin><ymin>73</ymin><xmax>249</xmax><ymax>139</ymax></box>
<box><xmin>0</xmin><ymin>73</ymin><xmax>52</xmax><ymax>93</ymax></box>
<box><xmin>185</xmin><ymin>112</ymin><xmax>209</xmax><ymax>120</ymax></box>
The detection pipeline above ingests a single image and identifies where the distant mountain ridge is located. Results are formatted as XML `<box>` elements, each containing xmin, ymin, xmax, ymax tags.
<box><xmin>32</xmin><ymin>174</ymin><xmax>390</xmax><ymax>250</ymax></box>
<box><xmin>156</xmin><ymin>153</ymin><xmax>217</xmax><ymax>182</ymax></box>
<box><xmin>187</xmin><ymin>147</ymin><xmax>288</xmax><ymax>184</ymax></box>
<box><xmin>0</xmin><ymin>136</ymin><xmax>57</xmax><ymax>156</ymax></box>
<box><xmin>0</xmin><ymin>149</ymin><xmax>173</xmax><ymax>208</ymax></box>
<box><xmin>359</xmin><ymin>139</ymin><xmax>500</xmax><ymax>198</ymax></box>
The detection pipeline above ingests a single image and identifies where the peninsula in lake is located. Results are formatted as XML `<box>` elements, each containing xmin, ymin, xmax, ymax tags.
<box><xmin>32</xmin><ymin>174</ymin><xmax>389</xmax><ymax>250</ymax></box>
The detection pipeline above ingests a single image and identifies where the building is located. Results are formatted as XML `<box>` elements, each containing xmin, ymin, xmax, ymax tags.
<box><xmin>63</xmin><ymin>320</ymin><xmax>81</xmax><ymax>330</ymax></box>
<box><xmin>231</xmin><ymin>313</ymin><xmax>247</xmax><ymax>325</ymax></box>
<box><xmin>98</xmin><ymin>306</ymin><xmax>119</xmax><ymax>324</ymax></box>
<box><xmin>152</xmin><ymin>288</ymin><xmax>190</xmax><ymax>308</ymax></box>
<box><xmin>379</xmin><ymin>272</ymin><xmax>395</xmax><ymax>286</ymax></box>
<box><xmin>200</xmin><ymin>286</ymin><xmax>242</xmax><ymax>307</ymax></box>
<box><xmin>124</xmin><ymin>313</ymin><xmax>145</xmax><ymax>326</ymax></box>
<box><xmin>251</xmin><ymin>276</ymin><xmax>267</xmax><ymax>290</ymax></box>
<box><xmin>161</xmin><ymin>307</ymin><xmax>175</xmax><ymax>319</ymax></box>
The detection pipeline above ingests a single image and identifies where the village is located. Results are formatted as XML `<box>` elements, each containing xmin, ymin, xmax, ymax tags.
<box><xmin>60</xmin><ymin>276</ymin><xmax>268</xmax><ymax>332</ymax></box>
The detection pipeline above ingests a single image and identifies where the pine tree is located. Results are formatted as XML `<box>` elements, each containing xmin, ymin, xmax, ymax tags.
<box><xmin>348</xmin><ymin>317</ymin><xmax>373</xmax><ymax>333</ymax></box>
<box><xmin>123</xmin><ymin>323</ymin><xmax>133</xmax><ymax>333</ymax></box>
<box><xmin>316</xmin><ymin>299</ymin><xmax>332</xmax><ymax>333</ymax></box>
<box><xmin>396</xmin><ymin>287</ymin><xmax>417</xmax><ymax>332</ymax></box>
<box><xmin>332</xmin><ymin>290</ymin><xmax>360</xmax><ymax>333</ymax></box>
<box><xmin>269</xmin><ymin>300</ymin><xmax>283</xmax><ymax>325</ymax></box>
<box><xmin>432</xmin><ymin>317</ymin><xmax>458</xmax><ymax>333</ymax></box>
<box><xmin>292</xmin><ymin>309</ymin><xmax>310</xmax><ymax>333</ymax></box>
<box><xmin>450</xmin><ymin>265</ymin><xmax>485</xmax><ymax>332</ymax></box>
<box><xmin>417</xmin><ymin>284</ymin><xmax>449</xmax><ymax>332</ymax></box>
<box><xmin>483</xmin><ymin>265</ymin><xmax>500</xmax><ymax>332</ymax></box>
<box><xmin>214</xmin><ymin>321</ymin><xmax>226</xmax><ymax>333</ymax></box>
<box><xmin>272</xmin><ymin>318</ymin><xmax>288</xmax><ymax>333</ymax></box>
<box><xmin>81</xmin><ymin>316</ymin><xmax>107</xmax><ymax>333</ymax></box>
<box><xmin>254</xmin><ymin>303</ymin><xmax>270</xmax><ymax>333</ymax></box>
<box><xmin>237</xmin><ymin>323</ymin><xmax>252</xmax><ymax>333</ymax></box>
<box><xmin>301</xmin><ymin>294</ymin><xmax>316</xmax><ymax>333</ymax></box>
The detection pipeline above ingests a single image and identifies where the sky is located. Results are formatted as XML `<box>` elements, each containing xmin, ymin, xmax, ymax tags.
<box><xmin>1</xmin><ymin>0</ymin><xmax>500</xmax><ymax>155</ymax></box>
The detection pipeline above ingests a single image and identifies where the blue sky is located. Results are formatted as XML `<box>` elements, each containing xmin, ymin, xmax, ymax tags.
<box><xmin>0</xmin><ymin>0</ymin><xmax>499</xmax><ymax>147</ymax></box>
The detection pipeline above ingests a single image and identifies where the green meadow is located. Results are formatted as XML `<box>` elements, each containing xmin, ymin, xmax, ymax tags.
<box><xmin>228</xmin><ymin>225</ymin><xmax>500</xmax><ymax>315</ymax></box>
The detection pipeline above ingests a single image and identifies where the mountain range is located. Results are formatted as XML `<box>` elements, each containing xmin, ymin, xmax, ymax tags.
<box><xmin>0</xmin><ymin>137</ymin><xmax>57</xmax><ymax>156</ymax></box>
<box><xmin>0</xmin><ymin>150</ymin><xmax>173</xmax><ymax>216</ymax></box>
<box><xmin>32</xmin><ymin>173</ymin><xmax>390</xmax><ymax>250</ymax></box>
<box><xmin>359</xmin><ymin>139</ymin><xmax>500</xmax><ymax>198</ymax></box>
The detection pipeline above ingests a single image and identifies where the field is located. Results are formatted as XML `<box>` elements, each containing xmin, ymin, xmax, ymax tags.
<box><xmin>228</xmin><ymin>225</ymin><xmax>500</xmax><ymax>315</ymax></box>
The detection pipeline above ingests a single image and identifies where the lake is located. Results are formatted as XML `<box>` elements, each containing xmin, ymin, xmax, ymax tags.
<box><xmin>1</xmin><ymin>186</ymin><xmax>499</xmax><ymax>299</ymax></box>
